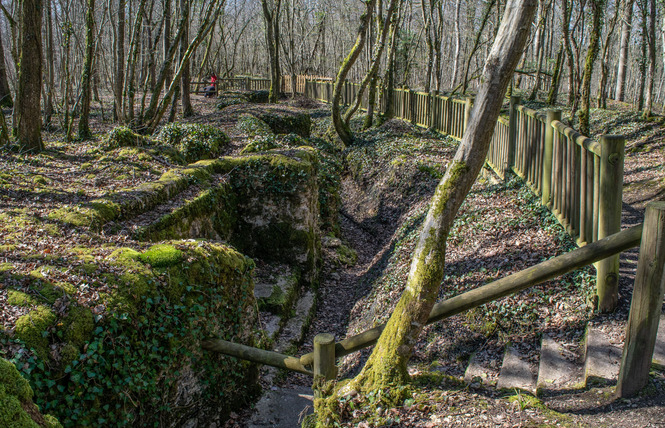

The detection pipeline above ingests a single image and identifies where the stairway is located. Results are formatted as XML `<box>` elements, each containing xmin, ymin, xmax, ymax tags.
<box><xmin>462</xmin><ymin>315</ymin><xmax>665</xmax><ymax>396</ymax></box>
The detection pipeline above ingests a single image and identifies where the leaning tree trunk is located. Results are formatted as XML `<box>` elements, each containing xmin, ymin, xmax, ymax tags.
<box><xmin>614</xmin><ymin>0</ymin><xmax>635</xmax><ymax>102</ymax></box>
<box><xmin>562</xmin><ymin>0</ymin><xmax>576</xmax><ymax>106</ymax></box>
<box><xmin>324</xmin><ymin>0</ymin><xmax>538</xmax><ymax>404</ymax></box>
<box><xmin>578</xmin><ymin>0</ymin><xmax>605</xmax><ymax>136</ymax></box>
<box><xmin>344</xmin><ymin>0</ymin><xmax>398</xmax><ymax>128</ymax></box>
<box><xmin>78</xmin><ymin>0</ymin><xmax>96</xmax><ymax>140</ymax></box>
<box><xmin>328</xmin><ymin>0</ymin><xmax>376</xmax><ymax>145</ymax></box>
<box><xmin>15</xmin><ymin>0</ymin><xmax>43</xmax><ymax>152</ymax></box>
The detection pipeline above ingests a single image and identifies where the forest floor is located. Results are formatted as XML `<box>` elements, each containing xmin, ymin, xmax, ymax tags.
<box><xmin>1</xmin><ymin>94</ymin><xmax>665</xmax><ymax>427</ymax></box>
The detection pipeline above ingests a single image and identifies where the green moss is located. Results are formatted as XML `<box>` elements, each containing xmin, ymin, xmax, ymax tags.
<box><xmin>240</xmin><ymin>136</ymin><xmax>281</xmax><ymax>154</ymax></box>
<box><xmin>62</xmin><ymin>306</ymin><xmax>94</xmax><ymax>348</ymax></box>
<box><xmin>0</xmin><ymin>358</ymin><xmax>62</xmax><ymax>428</ymax></box>
<box><xmin>15</xmin><ymin>306</ymin><xmax>57</xmax><ymax>359</ymax></box>
<box><xmin>0</xmin><ymin>358</ymin><xmax>32</xmax><ymax>403</ymax></box>
<box><xmin>80</xmin><ymin>263</ymin><xmax>98</xmax><ymax>274</ymax></box>
<box><xmin>0</xmin><ymin>245</ymin><xmax>16</xmax><ymax>253</ymax></box>
<box><xmin>7</xmin><ymin>290</ymin><xmax>38</xmax><ymax>307</ymax></box>
<box><xmin>336</xmin><ymin>244</ymin><xmax>357</xmax><ymax>266</ymax></box>
<box><xmin>139</xmin><ymin>244</ymin><xmax>183</xmax><ymax>267</ymax></box>
<box><xmin>32</xmin><ymin>175</ymin><xmax>48</xmax><ymax>185</ymax></box>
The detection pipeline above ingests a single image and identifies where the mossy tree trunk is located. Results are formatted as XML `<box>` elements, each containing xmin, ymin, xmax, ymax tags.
<box><xmin>329</xmin><ymin>0</ymin><xmax>376</xmax><ymax>145</ymax></box>
<box><xmin>15</xmin><ymin>0</ymin><xmax>43</xmax><ymax>152</ymax></box>
<box><xmin>381</xmin><ymin>9</ymin><xmax>400</xmax><ymax>122</ymax></box>
<box><xmin>344</xmin><ymin>0</ymin><xmax>399</xmax><ymax>129</ymax></box>
<box><xmin>578</xmin><ymin>0</ymin><xmax>605</xmax><ymax>136</ymax></box>
<box><xmin>546</xmin><ymin>44</ymin><xmax>563</xmax><ymax>105</ymax></box>
<box><xmin>0</xmin><ymin>18</ymin><xmax>13</xmax><ymax>108</ymax></box>
<box><xmin>261</xmin><ymin>0</ymin><xmax>282</xmax><ymax>104</ymax></box>
<box><xmin>77</xmin><ymin>0</ymin><xmax>96</xmax><ymax>141</ymax></box>
<box><xmin>562</xmin><ymin>0</ymin><xmax>576</xmax><ymax>107</ymax></box>
<box><xmin>338</xmin><ymin>0</ymin><xmax>538</xmax><ymax>398</ymax></box>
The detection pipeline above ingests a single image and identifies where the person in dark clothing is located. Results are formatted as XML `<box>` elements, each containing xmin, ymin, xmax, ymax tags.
<box><xmin>204</xmin><ymin>73</ymin><xmax>217</xmax><ymax>97</ymax></box>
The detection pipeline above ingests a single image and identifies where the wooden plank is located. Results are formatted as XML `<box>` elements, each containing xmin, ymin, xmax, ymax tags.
<box><xmin>616</xmin><ymin>202</ymin><xmax>665</xmax><ymax>396</ymax></box>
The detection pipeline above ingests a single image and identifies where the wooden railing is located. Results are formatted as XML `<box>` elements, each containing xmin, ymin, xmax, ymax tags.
<box><xmin>204</xmin><ymin>203</ymin><xmax>665</xmax><ymax>398</ymax></box>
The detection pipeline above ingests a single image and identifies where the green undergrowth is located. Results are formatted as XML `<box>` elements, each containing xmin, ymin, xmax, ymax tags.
<box><xmin>3</xmin><ymin>242</ymin><xmax>260</xmax><ymax>427</ymax></box>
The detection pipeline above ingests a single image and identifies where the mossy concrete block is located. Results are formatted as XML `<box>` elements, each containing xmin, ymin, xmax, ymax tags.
<box><xmin>230</xmin><ymin>149</ymin><xmax>321</xmax><ymax>287</ymax></box>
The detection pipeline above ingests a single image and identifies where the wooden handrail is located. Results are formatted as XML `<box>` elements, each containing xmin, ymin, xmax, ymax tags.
<box><xmin>299</xmin><ymin>224</ymin><xmax>642</xmax><ymax>366</ymax></box>
<box><xmin>202</xmin><ymin>339</ymin><xmax>313</xmax><ymax>376</ymax></box>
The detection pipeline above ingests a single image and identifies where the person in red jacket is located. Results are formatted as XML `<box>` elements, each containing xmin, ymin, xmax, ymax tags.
<box><xmin>204</xmin><ymin>73</ymin><xmax>217</xmax><ymax>98</ymax></box>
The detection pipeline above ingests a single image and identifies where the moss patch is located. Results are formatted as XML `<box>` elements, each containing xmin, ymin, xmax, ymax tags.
<box><xmin>0</xmin><ymin>358</ymin><xmax>62</xmax><ymax>428</ymax></box>
<box><xmin>14</xmin><ymin>306</ymin><xmax>57</xmax><ymax>359</ymax></box>
<box><xmin>138</xmin><ymin>244</ymin><xmax>183</xmax><ymax>267</ymax></box>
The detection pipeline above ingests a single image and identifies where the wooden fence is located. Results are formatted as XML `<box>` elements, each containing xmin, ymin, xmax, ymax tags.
<box><xmin>302</xmin><ymin>78</ymin><xmax>625</xmax><ymax>312</ymax></box>
<box><xmin>204</xmin><ymin>206</ymin><xmax>665</xmax><ymax>398</ymax></box>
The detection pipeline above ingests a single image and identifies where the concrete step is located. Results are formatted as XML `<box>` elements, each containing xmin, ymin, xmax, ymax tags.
<box><xmin>254</xmin><ymin>264</ymin><xmax>300</xmax><ymax>316</ymax></box>
<box><xmin>536</xmin><ymin>335</ymin><xmax>583</xmax><ymax>396</ymax></box>
<box><xmin>275</xmin><ymin>290</ymin><xmax>316</xmax><ymax>354</ymax></box>
<box><xmin>583</xmin><ymin>326</ymin><xmax>622</xmax><ymax>387</ymax></box>
<box><xmin>653</xmin><ymin>314</ymin><xmax>665</xmax><ymax>371</ymax></box>
<box><xmin>463</xmin><ymin>351</ymin><xmax>498</xmax><ymax>387</ymax></box>
<box><xmin>496</xmin><ymin>345</ymin><xmax>536</xmax><ymax>394</ymax></box>
<box><xmin>246</xmin><ymin>386</ymin><xmax>313</xmax><ymax>428</ymax></box>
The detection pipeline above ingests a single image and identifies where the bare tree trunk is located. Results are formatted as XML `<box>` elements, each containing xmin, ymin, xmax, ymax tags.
<box><xmin>382</xmin><ymin>8</ymin><xmax>400</xmax><ymax>121</ymax></box>
<box><xmin>122</xmin><ymin>0</ymin><xmax>148</xmax><ymax>124</ymax></box>
<box><xmin>614</xmin><ymin>0</ymin><xmax>635</xmax><ymax>101</ymax></box>
<box><xmin>180</xmin><ymin>0</ymin><xmax>194</xmax><ymax>117</ymax></box>
<box><xmin>43</xmin><ymin>0</ymin><xmax>54</xmax><ymax>124</ymax></box>
<box><xmin>78</xmin><ymin>0</ymin><xmax>96</xmax><ymax>140</ymax></box>
<box><xmin>578</xmin><ymin>0</ymin><xmax>605</xmax><ymax>136</ymax></box>
<box><xmin>642</xmin><ymin>0</ymin><xmax>656</xmax><ymax>118</ymax></box>
<box><xmin>562</xmin><ymin>0</ymin><xmax>576</xmax><ymax>106</ymax></box>
<box><xmin>596</xmin><ymin>0</ymin><xmax>620</xmax><ymax>109</ymax></box>
<box><xmin>164</xmin><ymin>0</ymin><xmax>172</xmax><ymax>85</ymax></box>
<box><xmin>15</xmin><ymin>0</ymin><xmax>43</xmax><ymax>152</ymax></box>
<box><xmin>261</xmin><ymin>0</ymin><xmax>282</xmax><ymax>103</ymax></box>
<box><xmin>114</xmin><ymin>0</ymin><xmax>126</xmax><ymax>121</ymax></box>
<box><xmin>323</xmin><ymin>0</ymin><xmax>538</xmax><ymax>403</ymax></box>
<box><xmin>462</xmin><ymin>0</ymin><xmax>498</xmax><ymax>94</ymax></box>
<box><xmin>636</xmin><ymin>0</ymin><xmax>647</xmax><ymax>111</ymax></box>
<box><xmin>451</xmin><ymin>0</ymin><xmax>462</xmax><ymax>87</ymax></box>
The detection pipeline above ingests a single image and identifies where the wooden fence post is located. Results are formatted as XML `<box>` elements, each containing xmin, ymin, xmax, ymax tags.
<box><xmin>542</xmin><ymin>110</ymin><xmax>561</xmax><ymax>207</ymax></box>
<box><xmin>409</xmin><ymin>90</ymin><xmax>416</xmax><ymax>124</ymax></box>
<box><xmin>464</xmin><ymin>96</ymin><xmax>474</xmax><ymax>134</ymax></box>
<box><xmin>245</xmin><ymin>77</ymin><xmax>250</xmax><ymax>91</ymax></box>
<box><xmin>597</xmin><ymin>135</ymin><xmax>625</xmax><ymax>312</ymax></box>
<box><xmin>313</xmin><ymin>333</ymin><xmax>336</xmax><ymax>382</ymax></box>
<box><xmin>507</xmin><ymin>95</ymin><xmax>521</xmax><ymax>176</ymax></box>
<box><xmin>616</xmin><ymin>202</ymin><xmax>665</xmax><ymax>397</ymax></box>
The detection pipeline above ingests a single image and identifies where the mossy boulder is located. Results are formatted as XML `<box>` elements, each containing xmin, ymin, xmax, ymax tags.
<box><xmin>103</xmin><ymin>126</ymin><xmax>151</xmax><ymax>150</ymax></box>
<box><xmin>0</xmin><ymin>358</ymin><xmax>62</xmax><ymax>428</ymax></box>
<box><xmin>235</xmin><ymin>113</ymin><xmax>274</xmax><ymax>138</ymax></box>
<box><xmin>240</xmin><ymin>136</ymin><xmax>281</xmax><ymax>154</ymax></box>
<box><xmin>156</xmin><ymin>123</ymin><xmax>230</xmax><ymax>163</ymax></box>
<box><xmin>246</xmin><ymin>90</ymin><xmax>269</xmax><ymax>103</ymax></box>
<box><xmin>14</xmin><ymin>306</ymin><xmax>57</xmax><ymax>360</ymax></box>
<box><xmin>253</xmin><ymin>109</ymin><xmax>311</xmax><ymax>138</ymax></box>
<box><xmin>216</xmin><ymin>92</ymin><xmax>249</xmax><ymax>110</ymax></box>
